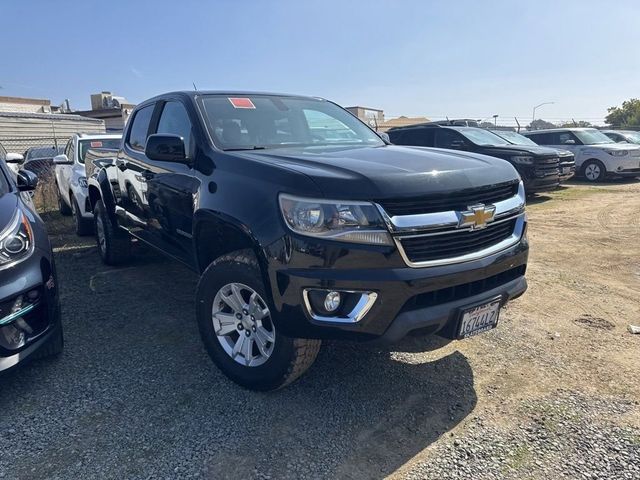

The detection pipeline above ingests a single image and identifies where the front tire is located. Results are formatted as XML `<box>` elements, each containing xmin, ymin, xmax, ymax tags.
<box><xmin>196</xmin><ymin>250</ymin><xmax>321</xmax><ymax>391</ymax></box>
<box><xmin>71</xmin><ymin>194</ymin><xmax>93</xmax><ymax>236</ymax></box>
<box><xmin>93</xmin><ymin>199</ymin><xmax>132</xmax><ymax>265</ymax></box>
<box><xmin>582</xmin><ymin>159</ymin><xmax>606</xmax><ymax>182</ymax></box>
<box><xmin>57</xmin><ymin>186</ymin><xmax>72</xmax><ymax>216</ymax></box>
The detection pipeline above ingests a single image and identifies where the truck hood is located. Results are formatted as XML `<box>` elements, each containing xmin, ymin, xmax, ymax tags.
<box><xmin>0</xmin><ymin>193</ymin><xmax>18</xmax><ymax>233</ymax></box>
<box><xmin>478</xmin><ymin>144</ymin><xmax>562</xmax><ymax>157</ymax></box>
<box><xmin>232</xmin><ymin>145</ymin><xmax>519</xmax><ymax>199</ymax></box>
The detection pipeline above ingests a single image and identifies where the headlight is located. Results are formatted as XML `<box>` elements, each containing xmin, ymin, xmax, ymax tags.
<box><xmin>510</xmin><ymin>156</ymin><xmax>534</xmax><ymax>165</ymax></box>
<box><xmin>606</xmin><ymin>150</ymin><xmax>628</xmax><ymax>157</ymax></box>
<box><xmin>78</xmin><ymin>177</ymin><xmax>88</xmax><ymax>188</ymax></box>
<box><xmin>279</xmin><ymin>194</ymin><xmax>393</xmax><ymax>245</ymax></box>
<box><xmin>0</xmin><ymin>211</ymin><xmax>35</xmax><ymax>269</ymax></box>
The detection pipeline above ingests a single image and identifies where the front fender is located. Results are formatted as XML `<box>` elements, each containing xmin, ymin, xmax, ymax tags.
<box><xmin>88</xmin><ymin>166</ymin><xmax>119</xmax><ymax>226</ymax></box>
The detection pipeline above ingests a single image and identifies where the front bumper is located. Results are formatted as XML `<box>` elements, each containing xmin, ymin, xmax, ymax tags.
<box><xmin>0</xmin><ymin>248</ymin><xmax>60</xmax><ymax>372</ymax></box>
<box><xmin>518</xmin><ymin>164</ymin><xmax>560</xmax><ymax>193</ymax></box>
<box><xmin>266</xmin><ymin>235</ymin><xmax>529</xmax><ymax>342</ymax></box>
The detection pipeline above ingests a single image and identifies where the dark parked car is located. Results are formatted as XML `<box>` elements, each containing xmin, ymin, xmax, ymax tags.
<box><xmin>0</xmin><ymin>148</ymin><xmax>63</xmax><ymax>372</ymax></box>
<box><xmin>490</xmin><ymin>130</ymin><xmax>576</xmax><ymax>182</ymax></box>
<box><xmin>388</xmin><ymin>123</ymin><xmax>561</xmax><ymax>194</ymax></box>
<box><xmin>87</xmin><ymin>91</ymin><xmax>528</xmax><ymax>390</ymax></box>
<box><xmin>22</xmin><ymin>145</ymin><xmax>65</xmax><ymax>180</ymax></box>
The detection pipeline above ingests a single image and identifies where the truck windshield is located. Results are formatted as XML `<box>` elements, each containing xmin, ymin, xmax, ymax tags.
<box><xmin>78</xmin><ymin>139</ymin><xmax>121</xmax><ymax>164</ymax></box>
<box><xmin>200</xmin><ymin>95</ymin><xmax>385</xmax><ymax>150</ymax></box>
<box><xmin>492</xmin><ymin>130</ymin><xmax>537</xmax><ymax>146</ymax></box>
<box><xmin>453</xmin><ymin>127</ymin><xmax>511</xmax><ymax>146</ymax></box>
<box><xmin>573</xmin><ymin>129</ymin><xmax>614</xmax><ymax>145</ymax></box>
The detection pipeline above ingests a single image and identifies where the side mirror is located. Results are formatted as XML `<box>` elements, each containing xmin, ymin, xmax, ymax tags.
<box><xmin>563</xmin><ymin>139</ymin><xmax>576</xmax><ymax>145</ymax></box>
<box><xmin>145</xmin><ymin>134</ymin><xmax>187</xmax><ymax>163</ymax></box>
<box><xmin>53</xmin><ymin>154</ymin><xmax>73</xmax><ymax>165</ymax></box>
<box><xmin>5</xmin><ymin>153</ymin><xmax>24</xmax><ymax>164</ymax></box>
<box><xmin>378</xmin><ymin>132</ymin><xmax>391</xmax><ymax>143</ymax></box>
<box><xmin>17</xmin><ymin>169</ymin><xmax>38</xmax><ymax>192</ymax></box>
<box><xmin>451</xmin><ymin>140</ymin><xmax>467</xmax><ymax>150</ymax></box>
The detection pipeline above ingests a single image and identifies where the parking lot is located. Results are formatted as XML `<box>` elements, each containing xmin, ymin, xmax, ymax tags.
<box><xmin>0</xmin><ymin>179</ymin><xmax>639</xmax><ymax>480</ymax></box>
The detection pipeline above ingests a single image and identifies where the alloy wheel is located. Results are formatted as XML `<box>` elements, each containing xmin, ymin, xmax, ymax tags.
<box><xmin>211</xmin><ymin>283</ymin><xmax>276</xmax><ymax>367</ymax></box>
<box><xmin>585</xmin><ymin>163</ymin><xmax>601</xmax><ymax>181</ymax></box>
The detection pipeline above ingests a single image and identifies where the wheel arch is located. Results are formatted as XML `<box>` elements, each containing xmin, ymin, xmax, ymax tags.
<box><xmin>193</xmin><ymin>210</ymin><xmax>270</xmax><ymax>280</ymax></box>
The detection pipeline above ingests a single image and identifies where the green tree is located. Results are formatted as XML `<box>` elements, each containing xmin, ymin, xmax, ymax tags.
<box><xmin>605</xmin><ymin>98</ymin><xmax>640</xmax><ymax>127</ymax></box>
<box><xmin>528</xmin><ymin>119</ymin><xmax>555</xmax><ymax>130</ymax></box>
<box><xmin>558</xmin><ymin>120</ymin><xmax>592</xmax><ymax>128</ymax></box>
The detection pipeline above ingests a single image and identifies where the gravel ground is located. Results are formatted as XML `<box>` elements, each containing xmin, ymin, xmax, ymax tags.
<box><xmin>1</xmin><ymin>180</ymin><xmax>639</xmax><ymax>479</ymax></box>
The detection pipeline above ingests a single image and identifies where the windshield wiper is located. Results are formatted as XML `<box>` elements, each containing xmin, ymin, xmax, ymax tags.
<box><xmin>223</xmin><ymin>146</ymin><xmax>267</xmax><ymax>151</ymax></box>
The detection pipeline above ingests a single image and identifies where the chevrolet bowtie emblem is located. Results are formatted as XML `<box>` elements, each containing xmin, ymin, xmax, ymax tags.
<box><xmin>458</xmin><ymin>203</ymin><xmax>496</xmax><ymax>230</ymax></box>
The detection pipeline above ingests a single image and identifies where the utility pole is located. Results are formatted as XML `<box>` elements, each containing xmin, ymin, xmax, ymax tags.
<box><xmin>532</xmin><ymin>102</ymin><xmax>555</xmax><ymax>124</ymax></box>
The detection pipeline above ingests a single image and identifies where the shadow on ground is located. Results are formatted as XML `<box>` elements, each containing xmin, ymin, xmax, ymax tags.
<box><xmin>0</xmin><ymin>216</ymin><xmax>477</xmax><ymax>479</ymax></box>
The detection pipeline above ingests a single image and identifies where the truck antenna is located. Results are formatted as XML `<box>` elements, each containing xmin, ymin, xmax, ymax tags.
<box><xmin>193</xmin><ymin>82</ymin><xmax>198</xmax><ymax>91</ymax></box>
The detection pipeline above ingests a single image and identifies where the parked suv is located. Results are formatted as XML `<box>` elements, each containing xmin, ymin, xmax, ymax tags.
<box><xmin>601</xmin><ymin>130</ymin><xmax>640</xmax><ymax>145</ymax></box>
<box><xmin>522</xmin><ymin>128</ymin><xmax>640</xmax><ymax>182</ymax></box>
<box><xmin>87</xmin><ymin>91</ymin><xmax>528</xmax><ymax>390</ymax></box>
<box><xmin>0</xmin><ymin>149</ymin><xmax>63</xmax><ymax>372</ymax></box>
<box><xmin>490</xmin><ymin>130</ymin><xmax>576</xmax><ymax>183</ymax></box>
<box><xmin>53</xmin><ymin>134</ymin><xmax>121</xmax><ymax>235</ymax></box>
<box><xmin>387</xmin><ymin>124</ymin><xmax>561</xmax><ymax>194</ymax></box>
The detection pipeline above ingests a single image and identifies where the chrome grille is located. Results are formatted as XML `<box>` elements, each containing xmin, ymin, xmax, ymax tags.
<box><xmin>380</xmin><ymin>182</ymin><xmax>526</xmax><ymax>267</ymax></box>
<box><xmin>399</xmin><ymin>218</ymin><xmax>516</xmax><ymax>263</ymax></box>
<box><xmin>378</xmin><ymin>181</ymin><xmax>518</xmax><ymax>216</ymax></box>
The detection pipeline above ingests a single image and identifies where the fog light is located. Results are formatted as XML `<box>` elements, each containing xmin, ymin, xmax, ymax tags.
<box><xmin>323</xmin><ymin>291</ymin><xmax>341</xmax><ymax>312</ymax></box>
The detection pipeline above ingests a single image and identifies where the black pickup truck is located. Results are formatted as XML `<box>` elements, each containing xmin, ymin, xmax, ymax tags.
<box><xmin>86</xmin><ymin>91</ymin><xmax>528</xmax><ymax>390</ymax></box>
<box><xmin>388</xmin><ymin>123</ymin><xmax>562</xmax><ymax>194</ymax></box>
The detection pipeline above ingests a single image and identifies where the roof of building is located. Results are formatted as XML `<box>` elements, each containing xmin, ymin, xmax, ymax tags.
<box><xmin>379</xmin><ymin>116</ymin><xmax>430</xmax><ymax>130</ymax></box>
<box><xmin>0</xmin><ymin>95</ymin><xmax>50</xmax><ymax>106</ymax></box>
<box><xmin>0</xmin><ymin>111</ymin><xmax>103</xmax><ymax>123</ymax></box>
<box><xmin>346</xmin><ymin>106</ymin><xmax>384</xmax><ymax>112</ymax></box>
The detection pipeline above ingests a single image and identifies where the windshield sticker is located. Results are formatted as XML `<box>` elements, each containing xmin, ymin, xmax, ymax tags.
<box><xmin>228</xmin><ymin>98</ymin><xmax>256</xmax><ymax>109</ymax></box>
<box><xmin>90</xmin><ymin>141</ymin><xmax>103</xmax><ymax>148</ymax></box>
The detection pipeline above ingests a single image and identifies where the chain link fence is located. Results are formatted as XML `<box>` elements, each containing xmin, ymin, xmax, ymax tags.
<box><xmin>0</xmin><ymin>136</ymin><xmax>68</xmax><ymax>213</ymax></box>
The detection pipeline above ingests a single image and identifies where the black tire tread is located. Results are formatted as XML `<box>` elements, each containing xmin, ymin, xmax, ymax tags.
<box><xmin>72</xmin><ymin>194</ymin><xmax>93</xmax><ymax>236</ymax></box>
<box><xmin>200</xmin><ymin>249</ymin><xmax>321</xmax><ymax>390</ymax></box>
<box><xmin>94</xmin><ymin>200</ymin><xmax>131</xmax><ymax>265</ymax></box>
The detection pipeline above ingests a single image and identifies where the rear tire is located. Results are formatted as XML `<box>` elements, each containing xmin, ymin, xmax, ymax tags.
<box><xmin>71</xmin><ymin>194</ymin><xmax>93</xmax><ymax>236</ymax></box>
<box><xmin>57</xmin><ymin>186</ymin><xmax>72</xmax><ymax>216</ymax></box>
<box><xmin>94</xmin><ymin>199</ymin><xmax>132</xmax><ymax>265</ymax></box>
<box><xmin>196</xmin><ymin>250</ymin><xmax>321</xmax><ymax>391</ymax></box>
<box><xmin>582</xmin><ymin>159</ymin><xmax>606</xmax><ymax>182</ymax></box>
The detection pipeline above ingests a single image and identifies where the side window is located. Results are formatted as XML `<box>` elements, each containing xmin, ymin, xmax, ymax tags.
<box><xmin>156</xmin><ymin>101</ymin><xmax>193</xmax><ymax>155</ymax></box>
<box><xmin>128</xmin><ymin>104</ymin><xmax>155</xmax><ymax>151</ymax></box>
<box><xmin>63</xmin><ymin>139</ymin><xmax>72</xmax><ymax>159</ymax></box>
<box><xmin>399</xmin><ymin>128</ymin><xmax>433</xmax><ymax>146</ymax></box>
<box><xmin>528</xmin><ymin>133</ymin><xmax>552</xmax><ymax>145</ymax></box>
<box><xmin>435</xmin><ymin>129</ymin><xmax>466</xmax><ymax>149</ymax></box>
<box><xmin>555</xmin><ymin>132</ymin><xmax>578</xmax><ymax>145</ymax></box>
<box><xmin>68</xmin><ymin>140</ymin><xmax>76</xmax><ymax>162</ymax></box>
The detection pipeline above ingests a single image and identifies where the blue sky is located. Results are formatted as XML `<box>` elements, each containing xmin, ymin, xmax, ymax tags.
<box><xmin>1</xmin><ymin>0</ymin><xmax>638</xmax><ymax>125</ymax></box>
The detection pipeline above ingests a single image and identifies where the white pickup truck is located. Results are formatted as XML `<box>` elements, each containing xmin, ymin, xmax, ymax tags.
<box><xmin>54</xmin><ymin>133</ymin><xmax>121</xmax><ymax>235</ymax></box>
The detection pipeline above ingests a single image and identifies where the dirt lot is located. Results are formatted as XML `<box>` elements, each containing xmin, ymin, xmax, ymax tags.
<box><xmin>0</xmin><ymin>179</ymin><xmax>639</xmax><ymax>479</ymax></box>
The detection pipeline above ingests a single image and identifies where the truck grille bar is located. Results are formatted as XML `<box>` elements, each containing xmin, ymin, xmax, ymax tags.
<box><xmin>377</xmin><ymin>182</ymin><xmax>526</xmax><ymax>268</ymax></box>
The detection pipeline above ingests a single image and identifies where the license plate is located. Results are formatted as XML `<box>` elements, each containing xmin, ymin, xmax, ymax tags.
<box><xmin>457</xmin><ymin>298</ymin><xmax>501</xmax><ymax>339</ymax></box>
<box><xmin>562</xmin><ymin>167</ymin><xmax>571</xmax><ymax>174</ymax></box>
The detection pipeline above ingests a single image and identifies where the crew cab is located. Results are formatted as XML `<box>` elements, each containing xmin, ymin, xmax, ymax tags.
<box><xmin>522</xmin><ymin>128</ymin><xmax>640</xmax><ymax>182</ymax></box>
<box><xmin>53</xmin><ymin>133</ymin><xmax>121</xmax><ymax>235</ymax></box>
<box><xmin>387</xmin><ymin>123</ymin><xmax>561</xmax><ymax>194</ymax></box>
<box><xmin>87</xmin><ymin>91</ymin><xmax>529</xmax><ymax>390</ymax></box>
<box><xmin>490</xmin><ymin>129</ymin><xmax>576</xmax><ymax>183</ymax></box>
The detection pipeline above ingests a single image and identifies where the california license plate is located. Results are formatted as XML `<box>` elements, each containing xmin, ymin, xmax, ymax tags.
<box><xmin>457</xmin><ymin>298</ymin><xmax>501</xmax><ymax>339</ymax></box>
